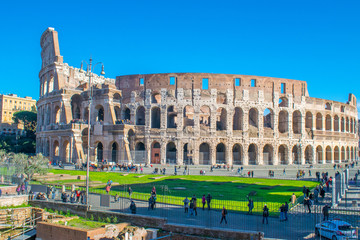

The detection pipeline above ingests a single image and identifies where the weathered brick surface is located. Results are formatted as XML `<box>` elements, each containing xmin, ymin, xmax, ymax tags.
<box><xmin>0</xmin><ymin>195</ymin><xmax>28</xmax><ymax>207</ymax></box>
<box><xmin>0</xmin><ymin>186</ymin><xmax>17</xmax><ymax>195</ymax></box>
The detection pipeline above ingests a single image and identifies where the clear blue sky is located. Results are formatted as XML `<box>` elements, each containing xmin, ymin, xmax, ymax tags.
<box><xmin>0</xmin><ymin>0</ymin><xmax>359</xmax><ymax>114</ymax></box>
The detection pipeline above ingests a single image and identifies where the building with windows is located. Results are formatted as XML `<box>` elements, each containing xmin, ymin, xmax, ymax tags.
<box><xmin>0</xmin><ymin>94</ymin><xmax>36</xmax><ymax>135</ymax></box>
<box><xmin>36</xmin><ymin>28</ymin><xmax>359</xmax><ymax>165</ymax></box>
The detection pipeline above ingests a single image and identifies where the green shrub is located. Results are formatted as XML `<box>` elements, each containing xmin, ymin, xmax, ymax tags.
<box><xmin>112</xmin><ymin>216</ymin><xmax>118</xmax><ymax>223</ymax></box>
<box><xmin>66</xmin><ymin>210</ymin><xmax>71</xmax><ymax>217</ymax></box>
<box><xmin>105</xmin><ymin>217</ymin><xmax>111</xmax><ymax>223</ymax></box>
<box><xmin>90</xmin><ymin>215</ymin><xmax>94</xmax><ymax>221</ymax></box>
<box><xmin>97</xmin><ymin>217</ymin><xmax>102</xmax><ymax>222</ymax></box>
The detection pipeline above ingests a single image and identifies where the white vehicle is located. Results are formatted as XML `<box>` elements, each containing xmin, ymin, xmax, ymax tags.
<box><xmin>315</xmin><ymin>220</ymin><xmax>357</xmax><ymax>240</ymax></box>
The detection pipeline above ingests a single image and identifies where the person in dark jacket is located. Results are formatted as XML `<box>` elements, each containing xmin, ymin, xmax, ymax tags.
<box><xmin>284</xmin><ymin>202</ymin><xmax>289</xmax><ymax>221</ymax></box>
<box><xmin>220</xmin><ymin>206</ymin><xmax>227</xmax><ymax>224</ymax></box>
<box><xmin>262</xmin><ymin>204</ymin><xmax>269</xmax><ymax>224</ymax></box>
<box><xmin>322</xmin><ymin>204</ymin><xmax>330</xmax><ymax>221</ymax></box>
<box><xmin>130</xmin><ymin>201</ymin><xmax>136</xmax><ymax>214</ymax></box>
<box><xmin>206</xmin><ymin>193</ymin><xmax>212</xmax><ymax>210</ymax></box>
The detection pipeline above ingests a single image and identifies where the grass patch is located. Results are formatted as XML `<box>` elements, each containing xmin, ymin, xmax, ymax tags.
<box><xmin>45</xmin><ymin>169</ymin><xmax>318</xmax><ymax>215</ymax></box>
<box><xmin>57</xmin><ymin>218</ymin><xmax>106</xmax><ymax>229</ymax></box>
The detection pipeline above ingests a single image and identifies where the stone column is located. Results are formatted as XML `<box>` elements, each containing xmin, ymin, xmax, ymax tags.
<box><xmin>243</xmin><ymin>144</ymin><xmax>249</xmax><ymax>165</ymax></box>
<box><xmin>226</xmin><ymin>141</ymin><xmax>232</xmax><ymax>166</ymax></box>
<box><xmin>211</xmin><ymin>143</ymin><xmax>216</xmax><ymax>165</ymax></box>
<box><xmin>300</xmin><ymin>144</ymin><xmax>305</xmax><ymax>165</ymax></box>
<box><xmin>160</xmin><ymin>141</ymin><xmax>166</xmax><ymax>165</ymax></box>
<box><xmin>312</xmin><ymin>146</ymin><xmax>317</xmax><ymax>164</ymax></box>
<box><xmin>273</xmin><ymin>146</ymin><xmax>278</xmax><ymax>165</ymax></box>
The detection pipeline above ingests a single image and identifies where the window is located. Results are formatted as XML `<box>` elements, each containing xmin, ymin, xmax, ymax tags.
<box><xmin>5</xmin><ymin>99</ymin><xmax>7</xmax><ymax>102</ymax></box>
<box><xmin>9</xmin><ymin>100</ymin><xmax>12</xmax><ymax>103</ymax></box>
<box><xmin>169</xmin><ymin>76</ymin><xmax>176</xmax><ymax>85</ymax></box>
<box><xmin>251</xmin><ymin>79</ymin><xmax>256</xmax><ymax>87</ymax></box>
<box><xmin>202</xmin><ymin>78</ymin><xmax>209</xmax><ymax>90</ymax></box>
<box><xmin>15</xmin><ymin>101</ymin><xmax>16</xmax><ymax>103</ymax></box>
<box><xmin>281</xmin><ymin>83</ymin><xmax>286</xmax><ymax>93</ymax></box>
<box><xmin>234</xmin><ymin>78</ymin><xmax>240</xmax><ymax>86</ymax></box>
<box><xmin>139</xmin><ymin>78</ymin><xmax>144</xmax><ymax>86</ymax></box>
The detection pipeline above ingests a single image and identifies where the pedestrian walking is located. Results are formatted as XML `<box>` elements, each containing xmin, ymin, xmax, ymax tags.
<box><xmin>323</xmin><ymin>204</ymin><xmax>330</xmax><ymax>221</ymax></box>
<box><xmin>128</xmin><ymin>187</ymin><xmax>133</xmax><ymax>199</ymax></box>
<box><xmin>279</xmin><ymin>204</ymin><xmax>285</xmax><ymax>221</ymax></box>
<box><xmin>183</xmin><ymin>197</ymin><xmax>190</xmax><ymax>213</ymax></box>
<box><xmin>284</xmin><ymin>202</ymin><xmax>289</xmax><ymax>221</ymax></box>
<box><xmin>130</xmin><ymin>201</ymin><xmax>136</xmax><ymax>214</ymax></box>
<box><xmin>202</xmin><ymin>195</ymin><xmax>206</xmax><ymax>210</ymax></box>
<box><xmin>114</xmin><ymin>194</ymin><xmax>119</xmax><ymax>203</ymax></box>
<box><xmin>189</xmin><ymin>200</ymin><xmax>194</xmax><ymax>217</ymax></box>
<box><xmin>290</xmin><ymin>193</ymin><xmax>296</xmax><ymax>207</ymax></box>
<box><xmin>262</xmin><ymin>204</ymin><xmax>269</xmax><ymax>224</ymax></box>
<box><xmin>105</xmin><ymin>185</ymin><xmax>111</xmax><ymax>194</ymax></box>
<box><xmin>247</xmin><ymin>199</ymin><xmax>254</xmax><ymax>214</ymax></box>
<box><xmin>220</xmin><ymin>206</ymin><xmax>227</xmax><ymax>224</ymax></box>
<box><xmin>206</xmin><ymin>193</ymin><xmax>212</xmax><ymax>210</ymax></box>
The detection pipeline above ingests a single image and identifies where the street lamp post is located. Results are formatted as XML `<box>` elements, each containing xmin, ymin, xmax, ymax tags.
<box><xmin>80</xmin><ymin>58</ymin><xmax>105</xmax><ymax>209</ymax></box>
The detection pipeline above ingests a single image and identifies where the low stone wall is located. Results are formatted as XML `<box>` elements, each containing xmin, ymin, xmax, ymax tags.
<box><xmin>29</xmin><ymin>200</ymin><xmax>88</xmax><ymax>217</ymax></box>
<box><xmin>0</xmin><ymin>207</ymin><xmax>33</xmax><ymax>226</ymax></box>
<box><xmin>163</xmin><ymin>224</ymin><xmax>263</xmax><ymax>240</ymax></box>
<box><xmin>88</xmin><ymin>209</ymin><xmax>168</xmax><ymax>229</ymax></box>
<box><xmin>0</xmin><ymin>185</ymin><xmax>17</xmax><ymax>195</ymax></box>
<box><xmin>0</xmin><ymin>195</ymin><xmax>28</xmax><ymax>207</ymax></box>
<box><xmin>30</xmin><ymin>201</ymin><xmax>263</xmax><ymax>240</ymax></box>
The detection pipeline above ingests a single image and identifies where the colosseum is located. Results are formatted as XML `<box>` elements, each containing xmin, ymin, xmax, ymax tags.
<box><xmin>36</xmin><ymin>28</ymin><xmax>359</xmax><ymax>166</ymax></box>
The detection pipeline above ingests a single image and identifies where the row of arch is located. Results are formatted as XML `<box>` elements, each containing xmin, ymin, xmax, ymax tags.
<box><xmin>40</xmin><ymin>75</ymin><xmax>54</xmax><ymax>96</ymax></box>
<box><xmin>89</xmin><ymin>140</ymin><xmax>358</xmax><ymax>165</ymax></box>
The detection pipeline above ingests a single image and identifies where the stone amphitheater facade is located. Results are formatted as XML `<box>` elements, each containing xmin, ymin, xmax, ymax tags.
<box><xmin>36</xmin><ymin>28</ymin><xmax>359</xmax><ymax>166</ymax></box>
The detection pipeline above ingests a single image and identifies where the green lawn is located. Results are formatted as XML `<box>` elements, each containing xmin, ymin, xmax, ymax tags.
<box><xmin>44</xmin><ymin>169</ymin><xmax>318</xmax><ymax>215</ymax></box>
<box><xmin>57</xmin><ymin>218</ymin><xmax>107</xmax><ymax>229</ymax></box>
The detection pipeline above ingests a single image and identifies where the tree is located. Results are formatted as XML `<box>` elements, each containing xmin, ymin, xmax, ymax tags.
<box><xmin>12</xmin><ymin>111</ymin><xmax>37</xmax><ymax>136</ymax></box>
<box><xmin>12</xmin><ymin>153</ymin><xmax>49</xmax><ymax>181</ymax></box>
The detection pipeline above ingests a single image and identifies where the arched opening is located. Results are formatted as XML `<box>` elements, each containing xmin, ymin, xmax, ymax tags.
<box><xmin>346</xmin><ymin>147</ymin><xmax>350</xmax><ymax>160</ymax></box>
<box><xmin>325</xmin><ymin>102</ymin><xmax>331</xmax><ymax>110</ymax></box>
<box><xmin>135</xmin><ymin>142</ymin><xmax>146</xmax><ymax>164</ymax></box>
<box><xmin>84</xmin><ymin>107</ymin><xmax>89</xmax><ymax>121</ymax></box>
<box><xmin>216</xmin><ymin>108</ymin><xmax>227</xmax><ymax>131</ymax></box>
<box><xmin>216</xmin><ymin>143</ymin><xmax>226</xmax><ymax>164</ymax></box>
<box><xmin>305</xmin><ymin>145</ymin><xmax>313</xmax><ymax>164</ymax></box>
<box><xmin>351</xmin><ymin>146</ymin><xmax>354</xmax><ymax>160</ymax></box>
<box><xmin>123</xmin><ymin>107</ymin><xmax>131</xmax><ymax>121</ymax></box>
<box><xmin>292</xmin><ymin>146</ymin><xmax>300</xmax><ymax>164</ymax></box>
<box><xmin>325</xmin><ymin>115</ymin><xmax>332</xmax><ymax>131</ymax></box>
<box><xmin>95</xmin><ymin>105</ymin><xmax>104</xmax><ymax>122</ymax></box>
<box><xmin>71</xmin><ymin>94</ymin><xmax>83</xmax><ymax>120</ymax></box>
<box><xmin>279</xmin><ymin>97</ymin><xmax>288</xmax><ymax>107</ymax></box>
<box><xmin>151</xmin><ymin>142</ymin><xmax>161</xmax><ymax>164</ymax></box>
<box><xmin>183</xmin><ymin>106</ymin><xmax>194</xmax><ymax>128</ymax></box>
<box><xmin>183</xmin><ymin>143</ymin><xmax>192</xmax><ymax>165</ymax></box>
<box><xmin>350</xmin><ymin>118</ymin><xmax>354</xmax><ymax>133</ymax></box>
<box><xmin>54</xmin><ymin>106</ymin><xmax>61</xmax><ymax>124</ymax></box>
<box><xmin>232</xmin><ymin>144</ymin><xmax>242</xmax><ymax>165</ymax></box>
<box><xmin>127</xmin><ymin>129</ymin><xmax>135</xmax><ymax>152</ymax></box>
<box><xmin>248</xmin><ymin>108</ymin><xmax>258</xmax><ymax>129</ymax></box>
<box><xmin>114</xmin><ymin>106</ymin><xmax>121</xmax><ymax>121</ymax></box>
<box><xmin>346</xmin><ymin>117</ymin><xmax>349</xmax><ymax>132</ymax></box>
<box><xmin>263</xmin><ymin>144</ymin><xmax>273</xmax><ymax>165</ymax></box>
<box><xmin>233</xmin><ymin>107</ymin><xmax>243</xmax><ymax>130</ymax></box>
<box><xmin>151</xmin><ymin>107</ymin><xmax>161</xmax><ymax>128</ymax></box>
<box><xmin>199</xmin><ymin>106</ymin><xmax>211</xmax><ymax>131</ymax></box>
<box><xmin>151</xmin><ymin>93</ymin><xmax>161</xmax><ymax>104</ymax></box>
<box><xmin>334</xmin><ymin>146</ymin><xmax>339</xmax><ymax>163</ymax></box>
<box><xmin>113</xmin><ymin>93</ymin><xmax>121</xmax><ymax>103</ymax></box>
<box><xmin>53</xmin><ymin>140</ymin><xmax>59</xmax><ymax>163</ymax></box>
<box><xmin>325</xmin><ymin>146</ymin><xmax>332</xmax><ymax>163</ymax></box>
<box><xmin>278</xmin><ymin>145</ymin><xmax>288</xmax><ymax>165</ymax></box>
<box><xmin>305</xmin><ymin>112</ymin><xmax>313</xmax><ymax>129</ymax></box>
<box><xmin>248</xmin><ymin>144</ymin><xmax>257</xmax><ymax>165</ymax></box>
<box><xmin>111</xmin><ymin>142</ymin><xmax>118</xmax><ymax>162</ymax></box>
<box><xmin>293</xmin><ymin>110</ymin><xmax>302</xmax><ymax>134</ymax></box>
<box><xmin>167</xmin><ymin>106</ymin><xmax>177</xmax><ymax>128</ymax></box>
<box><xmin>166</xmin><ymin>142</ymin><xmax>177</xmax><ymax>164</ymax></box>
<box><xmin>48</xmin><ymin>75</ymin><xmax>54</xmax><ymax>93</ymax></box>
<box><xmin>278</xmin><ymin>110</ymin><xmax>289</xmax><ymax>133</ymax></box>
<box><xmin>316</xmin><ymin>113</ymin><xmax>323</xmax><ymax>130</ymax></box>
<box><xmin>81</xmin><ymin>128</ymin><xmax>88</xmax><ymax>155</ymax></box>
<box><xmin>136</xmin><ymin>106</ymin><xmax>145</xmax><ymax>125</ymax></box>
<box><xmin>341</xmin><ymin>117</ymin><xmax>345</xmax><ymax>132</ymax></box>
<box><xmin>263</xmin><ymin>108</ymin><xmax>274</xmax><ymax>129</ymax></box>
<box><xmin>62</xmin><ymin>140</ymin><xmax>70</xmax><ymax>163</ymax></box>
<box><xmin>95</xmin><ymin>142</ymin><xmax>103</xmax><ymax>162</ymax></box>
<box><xmin>334</xmin><ymin>115</ymin><xmax>339</xmax><ymax>131</ymax></box>
<box><xmin>199</xmin><ymin>143</ymin><xmax>210</xmax><ymax>165</ymax></box>
<box><xmin>341</xmin><ymin>147</ymin><xmax>345</xmax><ymax>162</ymax></box>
